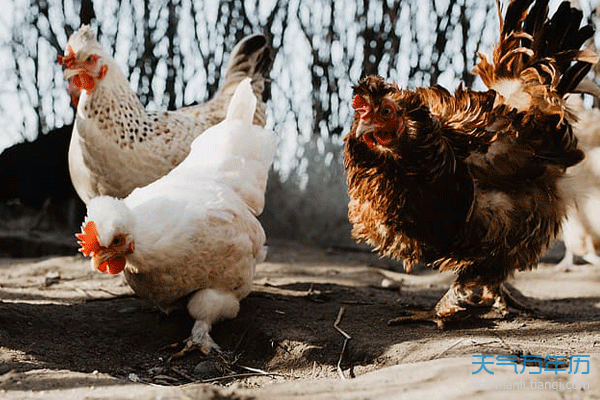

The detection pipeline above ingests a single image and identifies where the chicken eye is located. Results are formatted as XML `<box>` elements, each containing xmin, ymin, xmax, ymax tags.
<box><xmin>111</xmin><ymin>236</ymin><xmax>124</xmax><ymax>246</ymax></box>
<box><xmin>381</xmin><ymin>106</ymin><xmax>393</xmax><ymax>118</ymax></box>
<box><xmin>86</xmin><ymin>55</ymin><xmax>95</xmax><ymax>63</ymax></box>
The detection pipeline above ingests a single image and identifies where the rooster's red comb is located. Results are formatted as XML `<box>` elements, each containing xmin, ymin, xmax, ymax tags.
<box><xmin>57</xmin><ymin>45</ymin><xmax>76</xmax><ymax>68</ymax></box>
<box><xmin>75</xmin><ymin>221</ymin><xmax>101</xmax><ymax>257</ymax></box>
<box><xmin>352</xmin><ymin>94</ymin><xmax>368</xmax><ymax>111</ymax></box>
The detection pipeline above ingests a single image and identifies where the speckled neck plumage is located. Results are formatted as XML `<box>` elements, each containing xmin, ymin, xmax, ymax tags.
<box><xmin>78</xmin><ymin>61</ymin><xmax>193</xmax><ymax>153</ymax></box>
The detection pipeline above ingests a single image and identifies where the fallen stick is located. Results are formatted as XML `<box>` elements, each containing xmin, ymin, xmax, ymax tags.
<box><xmin>333</xmin><ymin>306</ymin><xmax>352</xmax><ymax>379</ymax></box>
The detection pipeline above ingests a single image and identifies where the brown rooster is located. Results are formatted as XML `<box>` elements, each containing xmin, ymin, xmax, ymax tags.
<box><xmin>344</xmin><ymin>0</ymin><xmax>598</xmax><ymax>328</ymax></box>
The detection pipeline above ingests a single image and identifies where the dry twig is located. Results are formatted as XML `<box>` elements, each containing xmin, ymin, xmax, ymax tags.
<box><xmin>170</xmin><ymin>366</ymin><xmax>195</xmax><ymax>381</ymax></box>
<box><xmin>333</xmin><ymin>306</ymin><xmax>352</xmax><ymax>379</ymax></box>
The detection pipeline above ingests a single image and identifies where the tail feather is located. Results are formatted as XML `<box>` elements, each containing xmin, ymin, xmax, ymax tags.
<box><xmin>217</xmin><ymin>34</ymin><xmax>271</xmax><ymax>125</ymax></box>
<box><xmin>226</xmin><ymin>78</ymin><xmax>257</xmax><ymax>123</ymax></box>
<box><xmin>546</xmin><ymin>3</ymin><xmax>581</xmax><ymax>54</ymax></box>
<box><xmin>179</xmin><ymin>34</ymin><xmax>271</xmax><ymax>127</ymax></box>
<box><xmin>523</xmin><ymin>0</ymin><xmax>548</xmax><ymax>37</ymax></box>
<box><xmin>502</xmin><ymin>0</ymin><xmax>535</xmax><ymax>37</ymax></box>
<box><xmin>222</xmin><ymin>34</ymin><xmax>271</xmax><ymax>94</ymax></box>
<box><xmin>474</xmin><ymin>0</ymin><xmax>598</xmax><ymax>98</ymax></box>
<box><xmin>557</xmin><ymin>61</ymin><xmax>593</xmax><ymax>96</ymax></box>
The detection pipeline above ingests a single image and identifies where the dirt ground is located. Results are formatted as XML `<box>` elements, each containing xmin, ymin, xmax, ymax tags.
<box><xmin>1</xmin><ymin>239</ymin><xmax>600</xmax><ymax>399</ymax></box>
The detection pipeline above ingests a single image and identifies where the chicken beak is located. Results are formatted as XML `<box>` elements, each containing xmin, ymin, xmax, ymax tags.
<box><xmin>63</xmin><ymin>68</ymin><xmax>79</xmax><ymax>80</ymax></box>
<box><xmin>92</xmin><ymin>248</ymin><xmax>115</xmax><ymax>271</ymax></box>
<box><xmin>355</xmin><ymin>118</ymin><xmax>379</xmax><ymax>138</ymax></box>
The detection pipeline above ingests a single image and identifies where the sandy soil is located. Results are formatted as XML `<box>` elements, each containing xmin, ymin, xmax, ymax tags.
<box><xmin>1</xmin><ymin>240</ymin><xmax>600</xmax><ymax>399</ymax></box>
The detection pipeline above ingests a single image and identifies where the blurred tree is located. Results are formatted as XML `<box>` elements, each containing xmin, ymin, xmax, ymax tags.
<box><xmin>0</xmin><ymin>0</ymin><xmax>516</xmax><ymax>147</ymax></box>
<box><xmin>80</xmin><ymin>0</ymin><xmax>96</xmax><ymax>25</ymax></box>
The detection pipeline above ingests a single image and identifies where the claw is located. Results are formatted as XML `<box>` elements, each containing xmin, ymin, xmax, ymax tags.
<box><xmin>169</xmin><ymin>320</ymin><xmax>221</xmax><ymax>360</ymax></box>
<box><xmin>499</xmin><ymin>282</ymin><xmax>534</xmax><ymax>313</ymax></box>
<box><xmin>170</xmin><ymin>338</ymin><xmax>214</xmax><ymax>360</ymax></box>
<box><xmin>388</xmin><ymin>310</ymin><xmax>446</xmax><ymax>329</ymax></box>
<box><xmin>389</xmin><ymin>281</ymin><xmax>532</xmax><ymax>329</ymax></box>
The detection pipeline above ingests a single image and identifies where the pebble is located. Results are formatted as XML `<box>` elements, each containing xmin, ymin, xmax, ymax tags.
<box><xmin>193</xmin><ymin>360</ymin><xmax>218</xmax><ymax>377</ymax></box>
<box><xmin>380</xmin><ymin>278</ymin><xmax>401</xmax><ymax>289</ymax></box>
<box><xmin>44</xmin><ymin>271</ymin><xmax>60</xmax><ymax>286</ymax></box>
<box><xmin>128</xmin><ymin>373</ymin><xmax>140</xmax><ymax>382</ymax></box>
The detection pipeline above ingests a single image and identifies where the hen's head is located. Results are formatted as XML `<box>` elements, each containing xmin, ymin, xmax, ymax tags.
<box><xmin>350</xmin><ymin>75</ymin><xmax>436</xmax><ymax>154</ymax></box>
<box><xmin>350</xmin><ymin>76</ymin><xmax>405</xmax><ymax>150</ymax></box>
<box><xmin>58</xmin><ymin>25</ymin><xmax>108</xmax><ymax>100</ymax></box>
<box><xmin>76</xmin><ymin>197</ymin><xmax>135</xmax><ymax>275</ymax></box>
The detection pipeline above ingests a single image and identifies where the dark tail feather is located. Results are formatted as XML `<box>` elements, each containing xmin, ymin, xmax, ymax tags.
<box><xmin>557</xmin><ymin>62</ymin><xmax>593</xmax><ymax>96</ymax></box>
<box><xmin>220</xmin><ymin>34</ymin><xmax>272</xmax><ymax>102</ymax></box>
<box><xmin>523</xmin><ymin>0</ymin><xmax>548</xmax><ymax>37</ymax></box>
<box><xmin>502</xmin><ymin>0</ymin><xmax>535</xmax><ymax>36</ymax></box>
<box><xmin>474</xmin><ymin>0</ymin><xmax>597</xmax><ymax>96</ymax></box>
<box><xmin>526</xmin><ymin>0</ymin><xmax>596</xmax><ymax>95</ymax></box>
<box><xmin>540</xmin><ymin>4</ymin><xmax>582</xmax><ymax>59</ymax></box>
<box><xmin>225</xmin><ymin>34</ymin><xmax>272</xmax><ymax>80</ymax></box>
<box><xmin>215</xmin><ymin>34</ymin><xmax>272</xmax><ymax>126</ymax></box>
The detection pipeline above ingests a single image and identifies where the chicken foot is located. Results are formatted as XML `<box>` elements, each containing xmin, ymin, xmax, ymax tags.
<box><xmin>170</xmin><ymin>288</ymin><xmax>240</xmax><ymax>359</ymax></box>
<box><xmin>388</xmin><ymin>282</ymin><xmax>530</xmax><ymax>329</ymax></box>
<box><xmin>171</xmin><ymin>320</ymin><xmax>220</xmax><ymax>359</ymax></box>
<box><xmin>388</xmin><ymin>282</ymin><xmax>474</xmax><ymax>329</ymax></box>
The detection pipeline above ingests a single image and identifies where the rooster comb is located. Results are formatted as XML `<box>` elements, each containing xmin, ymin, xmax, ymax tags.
<box><xmin>75</xmin><ymin>220</ymin><xmax>101</xmax><ymax>257</ymax></box>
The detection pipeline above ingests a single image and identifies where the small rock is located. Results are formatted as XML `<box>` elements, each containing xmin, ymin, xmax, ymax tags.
<box><xmin>193</xmin><ymin>360</ymin><xmax>218</xmax><ymax>377</ymax></box>
<box><xmin>128</xmin><ymin>373</ymin><xmax>140</xmax><ymax>382</ymax></box>
<box><xmin>380</xmin><ymin>278</ymin><xmax>401</xmax><ymax>290</ymax></box>
<box><xmin>44</xmin><ymin>271</ymin><xmax>60</xmax><ymax>286</ymax></box>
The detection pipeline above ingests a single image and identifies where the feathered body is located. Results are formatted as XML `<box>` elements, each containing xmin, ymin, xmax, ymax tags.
<box><xmin>60</xmin><ymin>26</ymin><xmax>271</xmax><ymax>203</ymax></box>
<box><xmin>344</xmin><ymin>0</ymin><xmax>598</xmax><ymax>324</ymax></box>
<box><xmin>76</xmin><ymin>79</ymin><xmax>276</xmax><ymax>351</ymax></box>
<box><xmin>558</xmin><ymin>98</ymin><xmax>600</xmax><ymax>268</ymax></box>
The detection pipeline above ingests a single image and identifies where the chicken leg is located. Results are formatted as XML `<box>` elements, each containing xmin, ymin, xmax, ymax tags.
<box><xmin>388</xmin><ymin>282</ymin><xmax>473</xmax><ymax>329</ymax></box>
<box><xmin>388</xmin><ymin>282</ymin><xmax>529</xmax><ymax>329</ymax></box>
<box><xmin>172</xmin><ymin>288</ymin><xmax>240</xmax><ymax>358</ymax></box>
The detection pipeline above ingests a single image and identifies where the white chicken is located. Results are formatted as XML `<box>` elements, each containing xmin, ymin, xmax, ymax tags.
<box><xmin>75</xmin><ymin>79</ymin><xmax>276</xmax><ymax>354</ymax></box>
<box><xmin>59</xmin><ymin>25</ymin><xmax>271</xmax><ymax>203</ymax></box>
<box><xmin>557</xmin><ymin>97</ymin><xmax>600</xmax><ymax>270</ymax></box>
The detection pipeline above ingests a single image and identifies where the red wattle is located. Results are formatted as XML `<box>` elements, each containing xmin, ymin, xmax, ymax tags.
<box><xmin>373</xmin><ymin>131</ymin><xmax>394</xmax><ymax>147</ymax></box>
<box><xmin>72</xmin><ymin>72</ymin><xmax>97</xmax><ymax>92</ymax></box>
<box><xmin>107</xmin><ymin>256</ymin><xmax>126</xmax><ymax>274</ymax></box>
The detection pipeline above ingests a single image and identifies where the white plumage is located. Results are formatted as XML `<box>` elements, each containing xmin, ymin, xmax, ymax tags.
<box><xmin>557</xmin><ymin>97</ymin><xmax>600</xmax><ymax>270</ymax></box>
<box><xmin>77</xmin><ymin>79</ymin><xmax>276</xmax><ymax>353</ymax></box>
<box><xmin>60</xmin><ymin>25</ymin><xmax>270</xmax><ymax>203</ymax></box>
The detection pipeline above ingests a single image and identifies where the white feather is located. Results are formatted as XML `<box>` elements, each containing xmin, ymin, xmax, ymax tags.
<box><xmin>226</xmin><ymin>78</ymin><xmax>256</xmax><ymax>123</ymax></box>
<box><xmin>492</xmin><ymin>79</ymin><xmax>531</xmax><ymax>111</ymax></box>
<box><xmin>83</xmin><ymin>79</ymin><xmax>276</xmax><ymax>351</ymax></box>
<box><xmin>558</xmin><ymin>99</ymin><xmax>600</xmax><ymax>267</ymax></box>
<box><xmin>64</xmin><ymin>26</ymin><xmax>268</xmax><ymax>204</ymax></box>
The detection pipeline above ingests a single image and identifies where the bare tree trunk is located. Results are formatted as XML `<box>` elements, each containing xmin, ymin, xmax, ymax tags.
<box><xmin>80</xmin><ymin>0</ymin><xmax>96</xmax><ymax>25</ymax></box>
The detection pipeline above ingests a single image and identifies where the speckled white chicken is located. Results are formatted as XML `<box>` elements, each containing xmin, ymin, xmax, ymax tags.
<box><xmin>75</xmin><ymin>79</ymin><xmax>276</xmax><ymax>354</ymax></box>
<box><xmin>59</xmin><ymin>25</ymin><xmax>271</xmax><ymax>203</ymax></box>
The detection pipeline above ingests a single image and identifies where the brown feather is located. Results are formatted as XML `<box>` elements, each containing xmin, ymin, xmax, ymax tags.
<box><xmin>344</xmin><ymin>0</ymin><xmax>595</xmax><ymax>297</ymax></box>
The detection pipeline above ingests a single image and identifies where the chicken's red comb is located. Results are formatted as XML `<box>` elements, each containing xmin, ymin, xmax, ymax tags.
<box><xmin>352</xmin><ymin>94</ymin><xmax>368</xmax><ymax>111</ymax></box>
<box><xmin>57</xmin><ymin>45</ymin><xmax>76</xmax><ymax>68</ymax></box>
<box><xmin>75</xmin><ymin>221</ymin><xmax>101</xmax><ymax>257</ymax></box>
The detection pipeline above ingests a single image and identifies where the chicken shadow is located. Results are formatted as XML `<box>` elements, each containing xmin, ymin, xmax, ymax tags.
<box><xmin>2</xmin><ymin>280</ymin><xmax>600</xmax><ymax>388</ymax></box>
